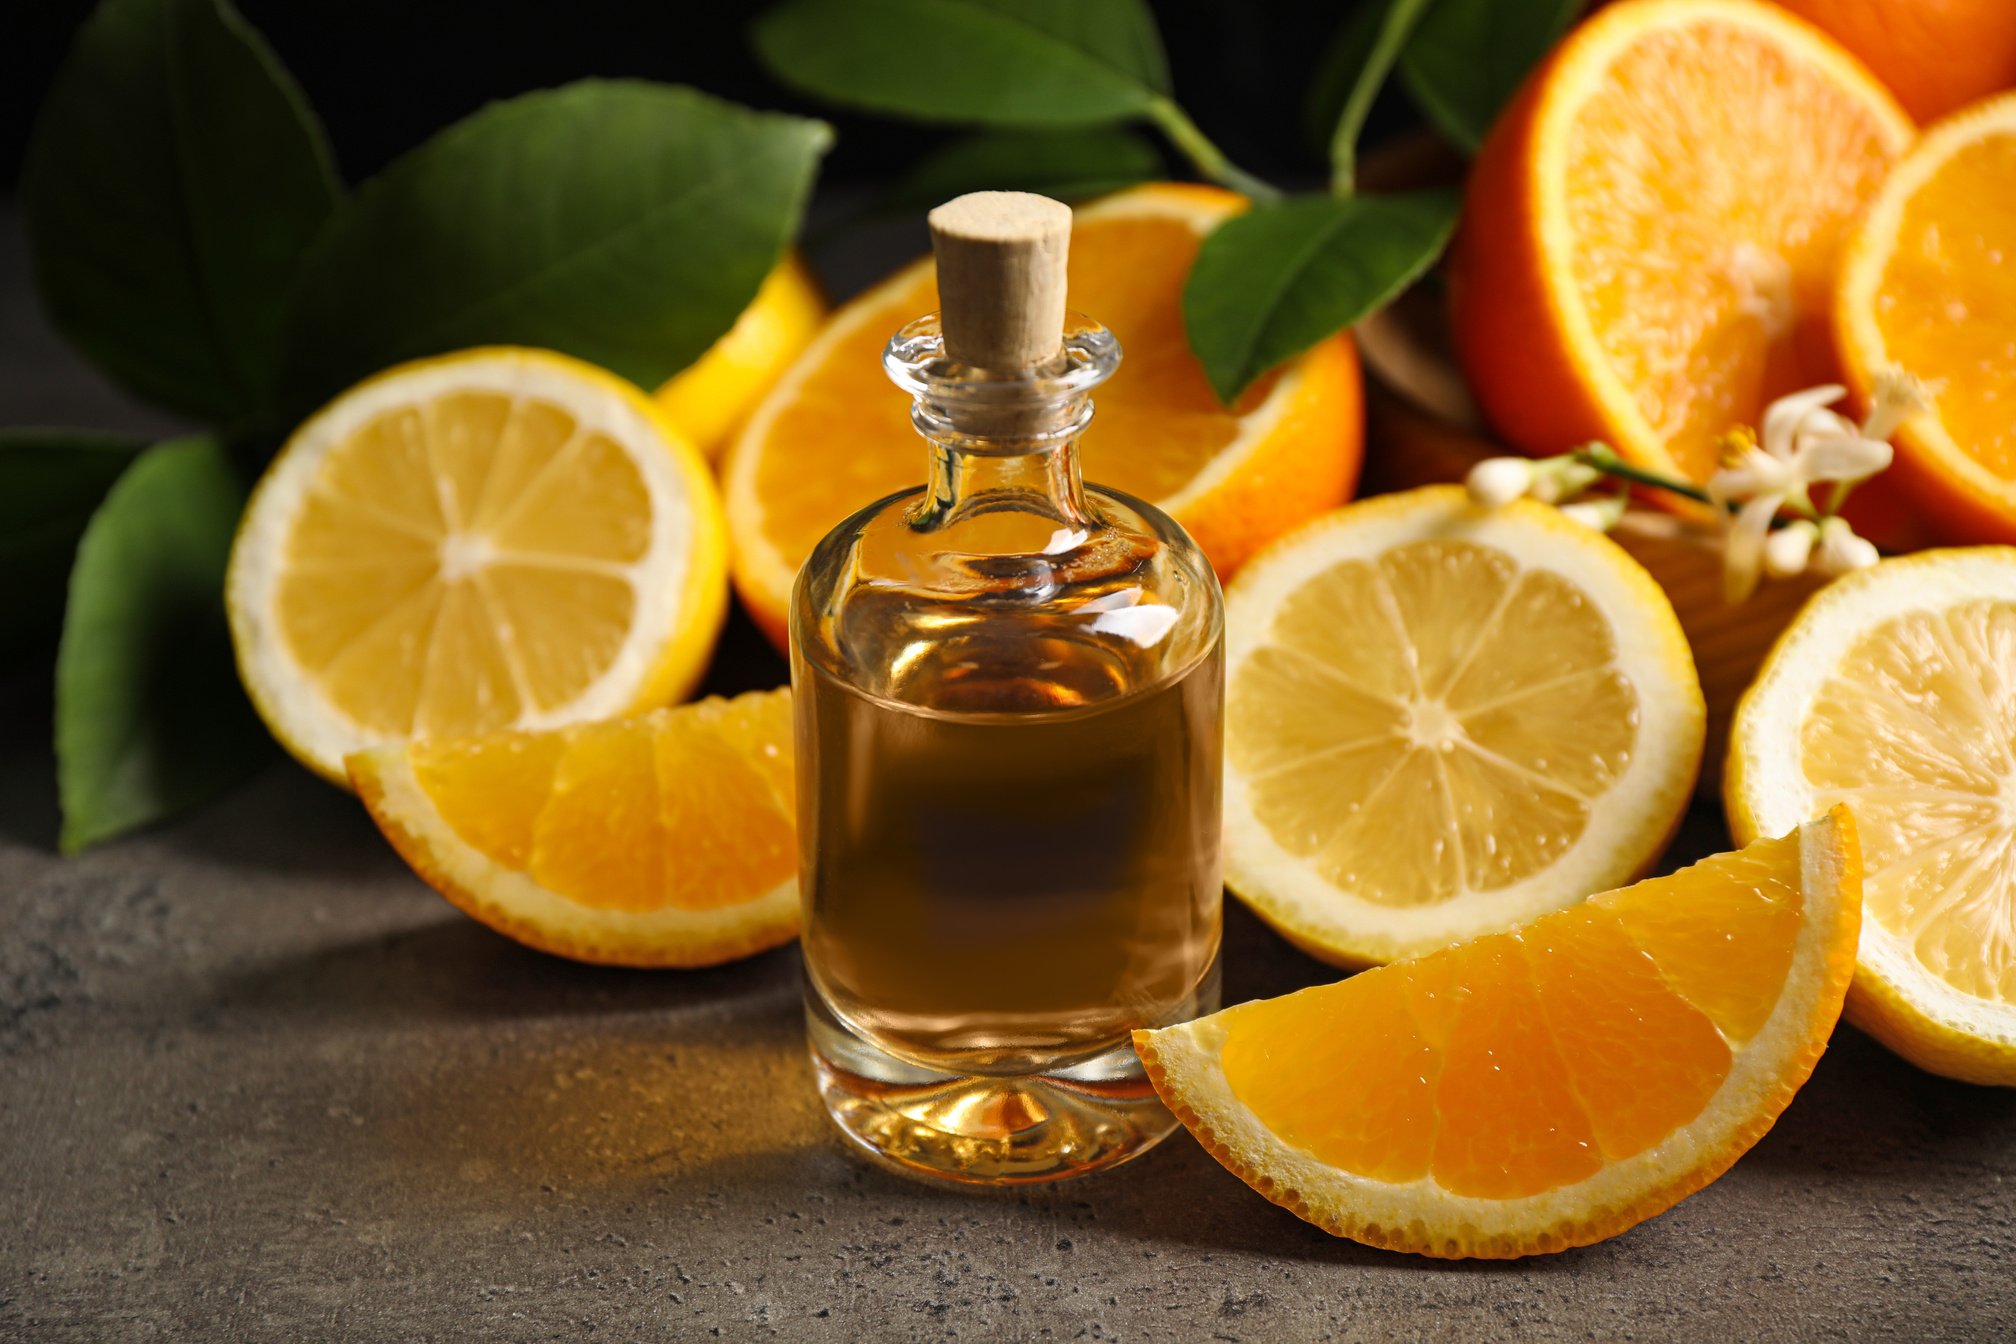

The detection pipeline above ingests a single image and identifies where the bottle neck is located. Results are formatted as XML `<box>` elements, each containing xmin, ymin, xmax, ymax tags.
<box><xmin>885</xmin><ymin>312</ymin><xmax>1119</xmax><ymax>542</ymax></box>
<box><xmin>915</xmin><ymin>408</ymin><xmax>1092</xmax><ymax>533</ymax></box>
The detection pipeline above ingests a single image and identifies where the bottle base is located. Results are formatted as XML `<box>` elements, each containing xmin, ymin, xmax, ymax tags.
<box><xmin>805</xmin><ymin>991</ymin><xmax>1193</xmax><ymax>1187</ymax></box>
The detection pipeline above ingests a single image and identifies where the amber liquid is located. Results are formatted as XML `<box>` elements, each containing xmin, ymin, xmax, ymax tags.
<box><xmin>796</xmin><ymin>629</ymin><xmax>1223</xmax><ymax>1076</ymax></box>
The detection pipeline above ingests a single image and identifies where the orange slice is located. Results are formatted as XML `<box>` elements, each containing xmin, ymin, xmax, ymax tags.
<box><xmin>721</xmin><ymin>183</ymin><xmax>1364</xmax><ymax>648</ymax></box>
<box><xmin>349</xmin><ymin>688</ymin><xmax>796</xmax><ymax>967</ymax></box>
<box><xmin>228</xmin><ymin>347</ymin><xmax>728</xmax><ymax>784</ymax></box>
<box><xmin>1452</xmin><ymin>0</ymin><xmax>1912</xmax><ymax>490</ymax></box>
<box><xmin>1138</xmin><ymin>808</ymin><xmax>1862</xmax><ymax>1258</ymax></box>
<box><xmin>1836</xmin><ymin>91</ymin><xmax>2016</xmax><ymax>543</ymax></box>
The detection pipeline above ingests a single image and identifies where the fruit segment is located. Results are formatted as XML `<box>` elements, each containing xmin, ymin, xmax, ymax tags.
<box><xmin>352</xmin><ymin>689</ymin><xmax>799</xmax><ymax>968</ymax></box>
<box><xmin>1142</xmin><ymin>810</ymin><xmax>1862</xmax><ymax>1258</ymax></box>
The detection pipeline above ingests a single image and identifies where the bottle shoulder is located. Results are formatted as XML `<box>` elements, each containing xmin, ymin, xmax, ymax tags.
<box><xmin>791</xmin><ymin>483</ymin><xmax>1223</xmax><ymax>713</ymax></box>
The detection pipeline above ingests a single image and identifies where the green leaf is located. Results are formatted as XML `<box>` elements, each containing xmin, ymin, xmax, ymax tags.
<box><xmin>752</xmin><ymin>0</ymin><xmax>1170</xmax><ymax>127</ymax></box>
<box><xmin>0</xmin><ymin>430</ymin><xmax>144</xmax><ymax>666</ymax></box>
<box><xmin>56</xmin><ymin>436</ymin><xmax>271</xmax><ymax>853</ymax></box>
<box><xmin>22</xmin><ymin>0</ymin><xmax>339</xmax><ymax>426</ymax></box>
<box><xmin>1183</xmin><ymin>190</ymin><xmax>1460</xmax><ymax>405</ymax></box>
<box><xmin>883</xmin><ymin>129</ymin><xmax>1163</xmax><ymax>213</ymax></box>
<box><xmin>1328</xmin><ymin>0</ymin><xmax>1437</xmax><ymax>194</ymax></box>
<box><xmin>280</xmin><ymin>81</ymin><xmax>830</xmax><ymax>411</ymax></box>
<box><xmin>1399</xmin><ymin>0</ymin><xmax>1583</xmax><ymax>152</ymax></box>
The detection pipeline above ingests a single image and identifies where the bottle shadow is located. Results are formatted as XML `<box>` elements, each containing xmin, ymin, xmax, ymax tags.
<box><xmin>211</xmin><ymin>912</ymin><xmax>805</xmax><ymax>1027</ymax></box>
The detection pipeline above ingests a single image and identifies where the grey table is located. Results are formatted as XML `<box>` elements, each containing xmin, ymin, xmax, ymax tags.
<box><xmin>4</xmin><ymin>212</ymin><xmax>2014</xmax><ymax>1343</ymax></box>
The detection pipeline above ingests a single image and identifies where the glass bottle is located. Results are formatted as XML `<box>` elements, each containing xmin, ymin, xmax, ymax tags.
<box><xmin>789</xmin><ymin>193</ymin><xmax>1225</xmax><ymax>1185</ymax></box>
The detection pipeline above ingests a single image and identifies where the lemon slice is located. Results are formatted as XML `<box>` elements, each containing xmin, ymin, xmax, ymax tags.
<box><xmin>1728</xmin><ymin>548</ymin><xmax>2016</xmax><ymax>1084</ymax></box>
<box><xmin>228</xmin><ymin>347</ymin><xmax>728</xmax><ymax>783</ymax></box>
<box><xmin>1223</xmin><ymin>485</ymin><xmax>1704</xmax><ymax>965</ymax></box>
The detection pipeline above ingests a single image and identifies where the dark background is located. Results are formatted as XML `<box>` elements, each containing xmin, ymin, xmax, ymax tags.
<box><xmin>6</xmin><ymin>0</ymin><xmax>1381</xmax><ymax>199</ymax></box>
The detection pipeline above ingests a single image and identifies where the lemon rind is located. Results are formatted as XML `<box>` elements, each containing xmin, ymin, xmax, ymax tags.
<box><xmin>1727</xmin><ymin>547</ymin><xmax>2016</xmax><ymax>1080</ymax></box>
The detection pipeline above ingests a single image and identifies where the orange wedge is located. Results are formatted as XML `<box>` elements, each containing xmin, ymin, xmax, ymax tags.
<box><xmin>349</xmin><ymin>689</ymin><xmax>796</xmax><ymax>968</ymax></box>
<box><xmin>721</xmin><ymin>183</ymin><xmax>1363</xmax><ymax>649</ymax></box>
<box><xmin>1836</xmin><ymin>91</ymin><xmax>2016</xmax><ymax>543</ymax></box>
<box><xmin>1452</xmin><ymin>0</ymin><xmax>1912</xmax><ymax>491</ymax></box>
<box><xmin>1138</xmin><ymin>808</ymin><xmax>1862</xmax><ymax>1258</ymax></box>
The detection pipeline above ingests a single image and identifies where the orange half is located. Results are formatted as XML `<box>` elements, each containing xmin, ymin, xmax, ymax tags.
<box><xmin>1453</xmin><ymin>0</ymin><xmax>1912</xmax><ymax>489</ymax></box>
<box><xmin>1836</xmin><ymin>91</ymin><xmax>2016</xmax><ymax>543</ymax></box>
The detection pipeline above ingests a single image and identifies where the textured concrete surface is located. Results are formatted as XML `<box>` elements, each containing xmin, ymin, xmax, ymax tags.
<box><xmin>6</xmin><ymin>212</ymin><xmax>2016</xmax><ymax>1342</ymax></box>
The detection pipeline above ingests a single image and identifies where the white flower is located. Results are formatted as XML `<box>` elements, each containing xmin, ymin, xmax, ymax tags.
<box><xmin>1763</xmin><ymin>519</ymin><xmax>1818</xmax><ymax>578</ymax></box>
<box><xmin>1813</xmin><ymin>516</ymin><xmax>1880</xmax><ymax>575</ymax></box>
<box><xmin>1708</xmin><ymin>384</ymin><xmax>1894</xmax><ymax>602</ymax></box>
<box><xmin>1467</xmin><ymin>457</ymin><xmax>1536</xmax><ymax>507</ymax></box>
<box><xmin>1858</xmin><ymin>367</ymin><xmax>1938</xmax><ymax>443</ymax></box>
<box><xmin>1558</xmin><ymin>495</ymin><xmax>1626</xmax><ymax>531</ymax></box>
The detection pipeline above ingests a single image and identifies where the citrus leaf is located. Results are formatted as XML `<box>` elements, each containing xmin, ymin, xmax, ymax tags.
<box><xmin>56</xmin><ymin>436</ymin><xmax>271</xmax><ymax>853</ymax></box>
<box><xmin>1399</xmin><ymin>0</ymin><xmax>1584</xmax><ymax>151</ymax></box>
<box><xmin>0</xmin><ymin>430</ymin><xmax>144</xmax><ymax>666</ymax></box>
<box><xmin>23</xmin><ymin>0</ymin><xmax>339</xmax><ymax>426</ymax></box>
<box><xmin>752</xmin><ymin>0</ymin><xmax>1170</xmax><ymax>126</ymax></box>
<box><xmin>280</xmin><ymin>81</ymin><xmax>830</xmax><ymax>411</ymax></box>
<box><xmin>1183</xmin><ymin>189</ymin><xmax>1459</xmax><ymax>405</ymax></box>
<box><xmin>883</xmin><ymin>128</ymin><xmax>1163</xmax><ymax>212</ymax></box>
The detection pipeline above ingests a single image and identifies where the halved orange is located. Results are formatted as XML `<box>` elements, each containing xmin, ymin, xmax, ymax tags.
<box><xmin>1836</xmin><ymin>91</ymin><xmax>2016</xmax><ymax>543</ymax></box>
<box><xmin>1452</xmin><ymin>0</ymin><xmax>1912</xmax><ymax>491</ymax></box>
<box><xmin>349</xmin><ymin>688</ymin><xmax>796</xmax><ymax>968</ymax></box>
<box><xmin>1139</xmin><ymin>808</ymin><xmax>1862</xmax><ymax>1258</ymax></box>
<box><xmin>721</xmin><ymin>183</ymin><xmax>1364</xmax><ymax>648</ymax></box>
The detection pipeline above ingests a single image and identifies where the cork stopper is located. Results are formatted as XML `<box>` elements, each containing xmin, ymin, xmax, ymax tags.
<box><xmin>928</xmin><ymin>192</ymin><xmax>1072</xmax><ymax>373</ymax></box>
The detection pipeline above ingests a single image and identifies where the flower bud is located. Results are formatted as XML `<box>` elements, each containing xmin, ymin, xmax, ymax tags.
<box><xmin>1763</xmin><ymin>520</ymin><xmax>1817</xmax><ymax>578</ymax></box>
<box><xmin>1814</xmin><ymin>517</ymin><xmax>1880</xmax><ymax>575</ymax></box>
<box><xmin>1467</xmin><ymin>457</ymin><xmax>1536</xmax><ymax>508</ymax></box>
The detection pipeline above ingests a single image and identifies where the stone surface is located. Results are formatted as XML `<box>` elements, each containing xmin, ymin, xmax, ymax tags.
<box><xmin>5</xmin><ymin>211</ymin><xmax>2016</xmax><ymax>1342</ymax></box>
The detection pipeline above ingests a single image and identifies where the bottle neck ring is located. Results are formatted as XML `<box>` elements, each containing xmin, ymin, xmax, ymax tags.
<box><xmin>884</xmin><ymin>312</ymin><xmax>1121</xmax><ymax>450</ymax></box>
